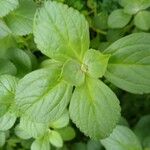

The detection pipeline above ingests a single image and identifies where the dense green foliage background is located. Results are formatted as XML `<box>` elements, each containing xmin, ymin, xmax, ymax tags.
<box><xmin>0</xmin><ymin>0</ymin><xmax>150</xmax><ymax>150</ymax></box>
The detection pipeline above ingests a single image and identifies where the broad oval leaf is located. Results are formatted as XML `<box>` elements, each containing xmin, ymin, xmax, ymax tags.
<box><xmin>0</xmin><ymin>0</ymin><xmax>18</xmax><ymax>17</ymax></box>
<box><xmin>33</xmin><ymin>1</ymin><xmax>89</xmax><ymax>62</ymax></box>
<box><xmin>5</xmin><ymin>0</ymin><xmax>36</xmax><ymax>35</ymax></box>
<box><xmin>108</xmin><ymin>9</ymin><xmax>132</xmax><ymax>28</ymax></box>
<box><xmin>101</xmin><ymin>125</ymin><xmax>142</xmax><ymax>150</ymax></box>
<box><xmin>15</xmin><ymin>68</ymin><xmax>72</xmax><ymax>123</ymax></box>
<box><xmin>104</xmin><ymin>33</ymin><xmax>150</xmax><ymax>94</ymax></box>
<box><xmin>134</xmin><ymin>11</ymin><xmax>150</xmax><ymax>31</ymax></box>
<box><xmin>69</xmin><ymin>77</ymin><xmax>121</xmax><ymax>139</ymax></box>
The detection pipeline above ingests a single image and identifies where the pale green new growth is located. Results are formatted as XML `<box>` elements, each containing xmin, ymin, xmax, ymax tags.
<box><xmin>62</xmin><ymin>59</ymin><xmax>85</xmax><ymax>86</ymax></box>
<box><xmin>83</xmin><ymin>49</ymin><xmax>110</xmax><ymax>78</ymax></box>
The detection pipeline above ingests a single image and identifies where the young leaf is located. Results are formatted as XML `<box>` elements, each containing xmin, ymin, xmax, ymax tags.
<box><xmin>33</xmin><ymin>1</ymin><xmax>89</xmax><ymax>61</ymax></box>
<box><xmin>31</xmin><ymin>137</ymin><xmax>50</xmax><ymax>150</ymax></box>
<box><xmin>108</xmin><ymin>9</ymin><xmax>132</xmax><ymax>28</ymax></box>
<box><xmin>15</xmin><ymin>68</ymin><xmax>72</xmax><ymax>123</ymax></box>
<box><xmin>49</xmin><ymin>130</ymin><xmax>63</xmax><ymax>148</ymax></box>
<box><xmin>0</xmin><ymin>75</ymin><xmax>18</xmax><ymax>117</ymax></box>
<box><xmin>69</xmin><ymin>77</ymin><xmax>121</xmax><ymax>139</ymax></box>
<box><xmin>5</xmin><ymin>0</ymin><xmax>36</xmax><ymax>35</ymax></box>
<box><xmin>83</xmin><ymin>49</ymin><xmax>110</xmax><ymax>78</ymax></box>
<box><xmin>0</xmin><ymin>131</ymin><xmax>5</xmax><ymax>147</ymax></box>
<box><xmin>134</xmin><ymin>11</ymin><xmax>150</xmax><ymax>31</ymax></box>
<box><xmin>101</xmin><ymin>125</ymin><xmax>142</xmax><ymax>150</ymax></box>
<box><xmin>50</xmin><ymin>110</ymin><xmax>69</xmax><ymax>129</ymax></box>
<box><xmin>62</xmin><ymin>59</ymin><xmax>85</xmax><ymax>86</ymax></box>
<box><xmin>57</xmin><ymin>126</ymin><xmax>76</xmax><ymax>141</ymax></box>
<box><xmin>0</xmin><ymin>0</ymin><xmax>18</xmax><ymax>17</ymax></box>
<box><xmin>104</xmin><ymin>33</ymin><xmax>150</xmax><ymax>94</ymax></box>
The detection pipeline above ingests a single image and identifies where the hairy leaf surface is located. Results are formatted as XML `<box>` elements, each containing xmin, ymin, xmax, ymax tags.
<box><xmin>69</xmin><ymin>77</ymin><xmax>121</xmax><ymax>139</ymax></box>
<box><xmin>15</xmin><ymin>68</ymin><xmax>72</xmax><ymax>123</ymax></box>
<box><xmin>34</xmin><ymin>1</ymin><xmax>89</xmax><ymax>61</ymax></box>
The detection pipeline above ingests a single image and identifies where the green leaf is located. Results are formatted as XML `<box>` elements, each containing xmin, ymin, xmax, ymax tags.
<box><xmin>19</xmin><ymin>116</ymin><xmax>48</xmax><ymax>138</ymax></box>
<box><xmin>57</xmin><ymin>126</ymin><xmax>76</xmax><ymax>141</ymax></box>
<box><xmin>0</xmin><ymin>112</ymin><xmax>16</xmax><ymax>131</ymax></box>
<box><xmin>0</xmin><ymin>20</ymin><xmax>11</xmax><ymax>39</ymax></box>
<box><xmin>15</xmin><ymin>125</ymin><xmax>32</xmax><ymax>140</ymax></box>
<box><xmin>6</xmin><ymin>48</ymin><xmax>32</xmax><ymax>77</ymax></box>
<box><xmin>69</xmin><ymin>77</ymin><xmax>121</xmax><ymax>139</ymax></box>
<box><xmin>50</xmin><ymin>110</ymin><xmax>69</xmax><ymax>129</ymax></box>
<box><xmin>101</xmin><ymin>125</ymin><xmax>142</xmax><ymax>150</ymax></box>
<box><xmin>134</xmin><ymin>115</ymin><xmax>150</xmax><ymax>143</ymax></box>
<box><xmin>87</xmin><ymin>140</ymin><xmax>103</xmax><ymax>150</ymax></box>
<box><xmin>104</xmin><ymin>33</ymin><xmax>150</xmax><ymax>94</ymax></box>
<box><xmin>0</xmin><ymin>59</ymin><xmax>17</xmax><ymax>76</ymax></box>
<box><xmin>5</xmin><ymin>0</ymin><xmax>36</xmax><ymax>35</ymax></box>
<box><xmin>83</xmin><ymin>49</ymin><xmax>110</xmax><ymax>78</ymax></box>
<box><xmin>0</xmin><ymin>75</ymin><xmax>18</xmax><ymax>117</ymax></box>
<box><xmin>0</xmin><ymin>131</ymin><xmax>5</xmax><ymax>147</ymax></box>
<box><xmin>49</xmin><ymin>130</ymin><xmax>63</xmax><ymax>148</ymax></box>
<box><xmin>0</xmin><ymin>0</ymin><xmax>18</xmax><ymax>17</ymax></box>
<box><xmin>15</xmin><ymin>68</ymin><xmax>72</xmax><ymax>123</ymax></box>
<box><xmin>72</xmin><ymin>142</ymin><xmax>87</xmax><ymax>150</ymax></box>
<box><xmin>33</xmin><ymin>1</ymin><xmax>89</xmax><ymax>62</ymax></box>
<box><xmin>31</xmin><ymin>137</ymin><xmax>50</xmax><ymax>150</ymax></box>
<box><xmin>92</xmin><ymin>12</ymin><xmax>108</xmax><ymax>30</ymax></box>
<box><xmin>119</xmin><ymin>0</ymin><xmax>150</xmax><ymax>15</ymax></box>
<box><xmin>0</xmin><ymin>35</ymin><xmax>17</xmax><ymax>58</ymax></box>
<box><xmin>134</xmin><ymin>11</ymin><xmax>150</xmax><ymax>31</ymax></box>
<box><xmin>62</xmin><ymin>59</ymin><xmax>85</xmax><ymax>86</ymax></box>
<box><xmin>108</xmin><ymin>9</ymin><xmax>132</xmax><ymax>28</ymax></box>
<box><xmin>143</xmin><ymin>136</ymin><xmax>150</xmax><ymax>149</ymax></box>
